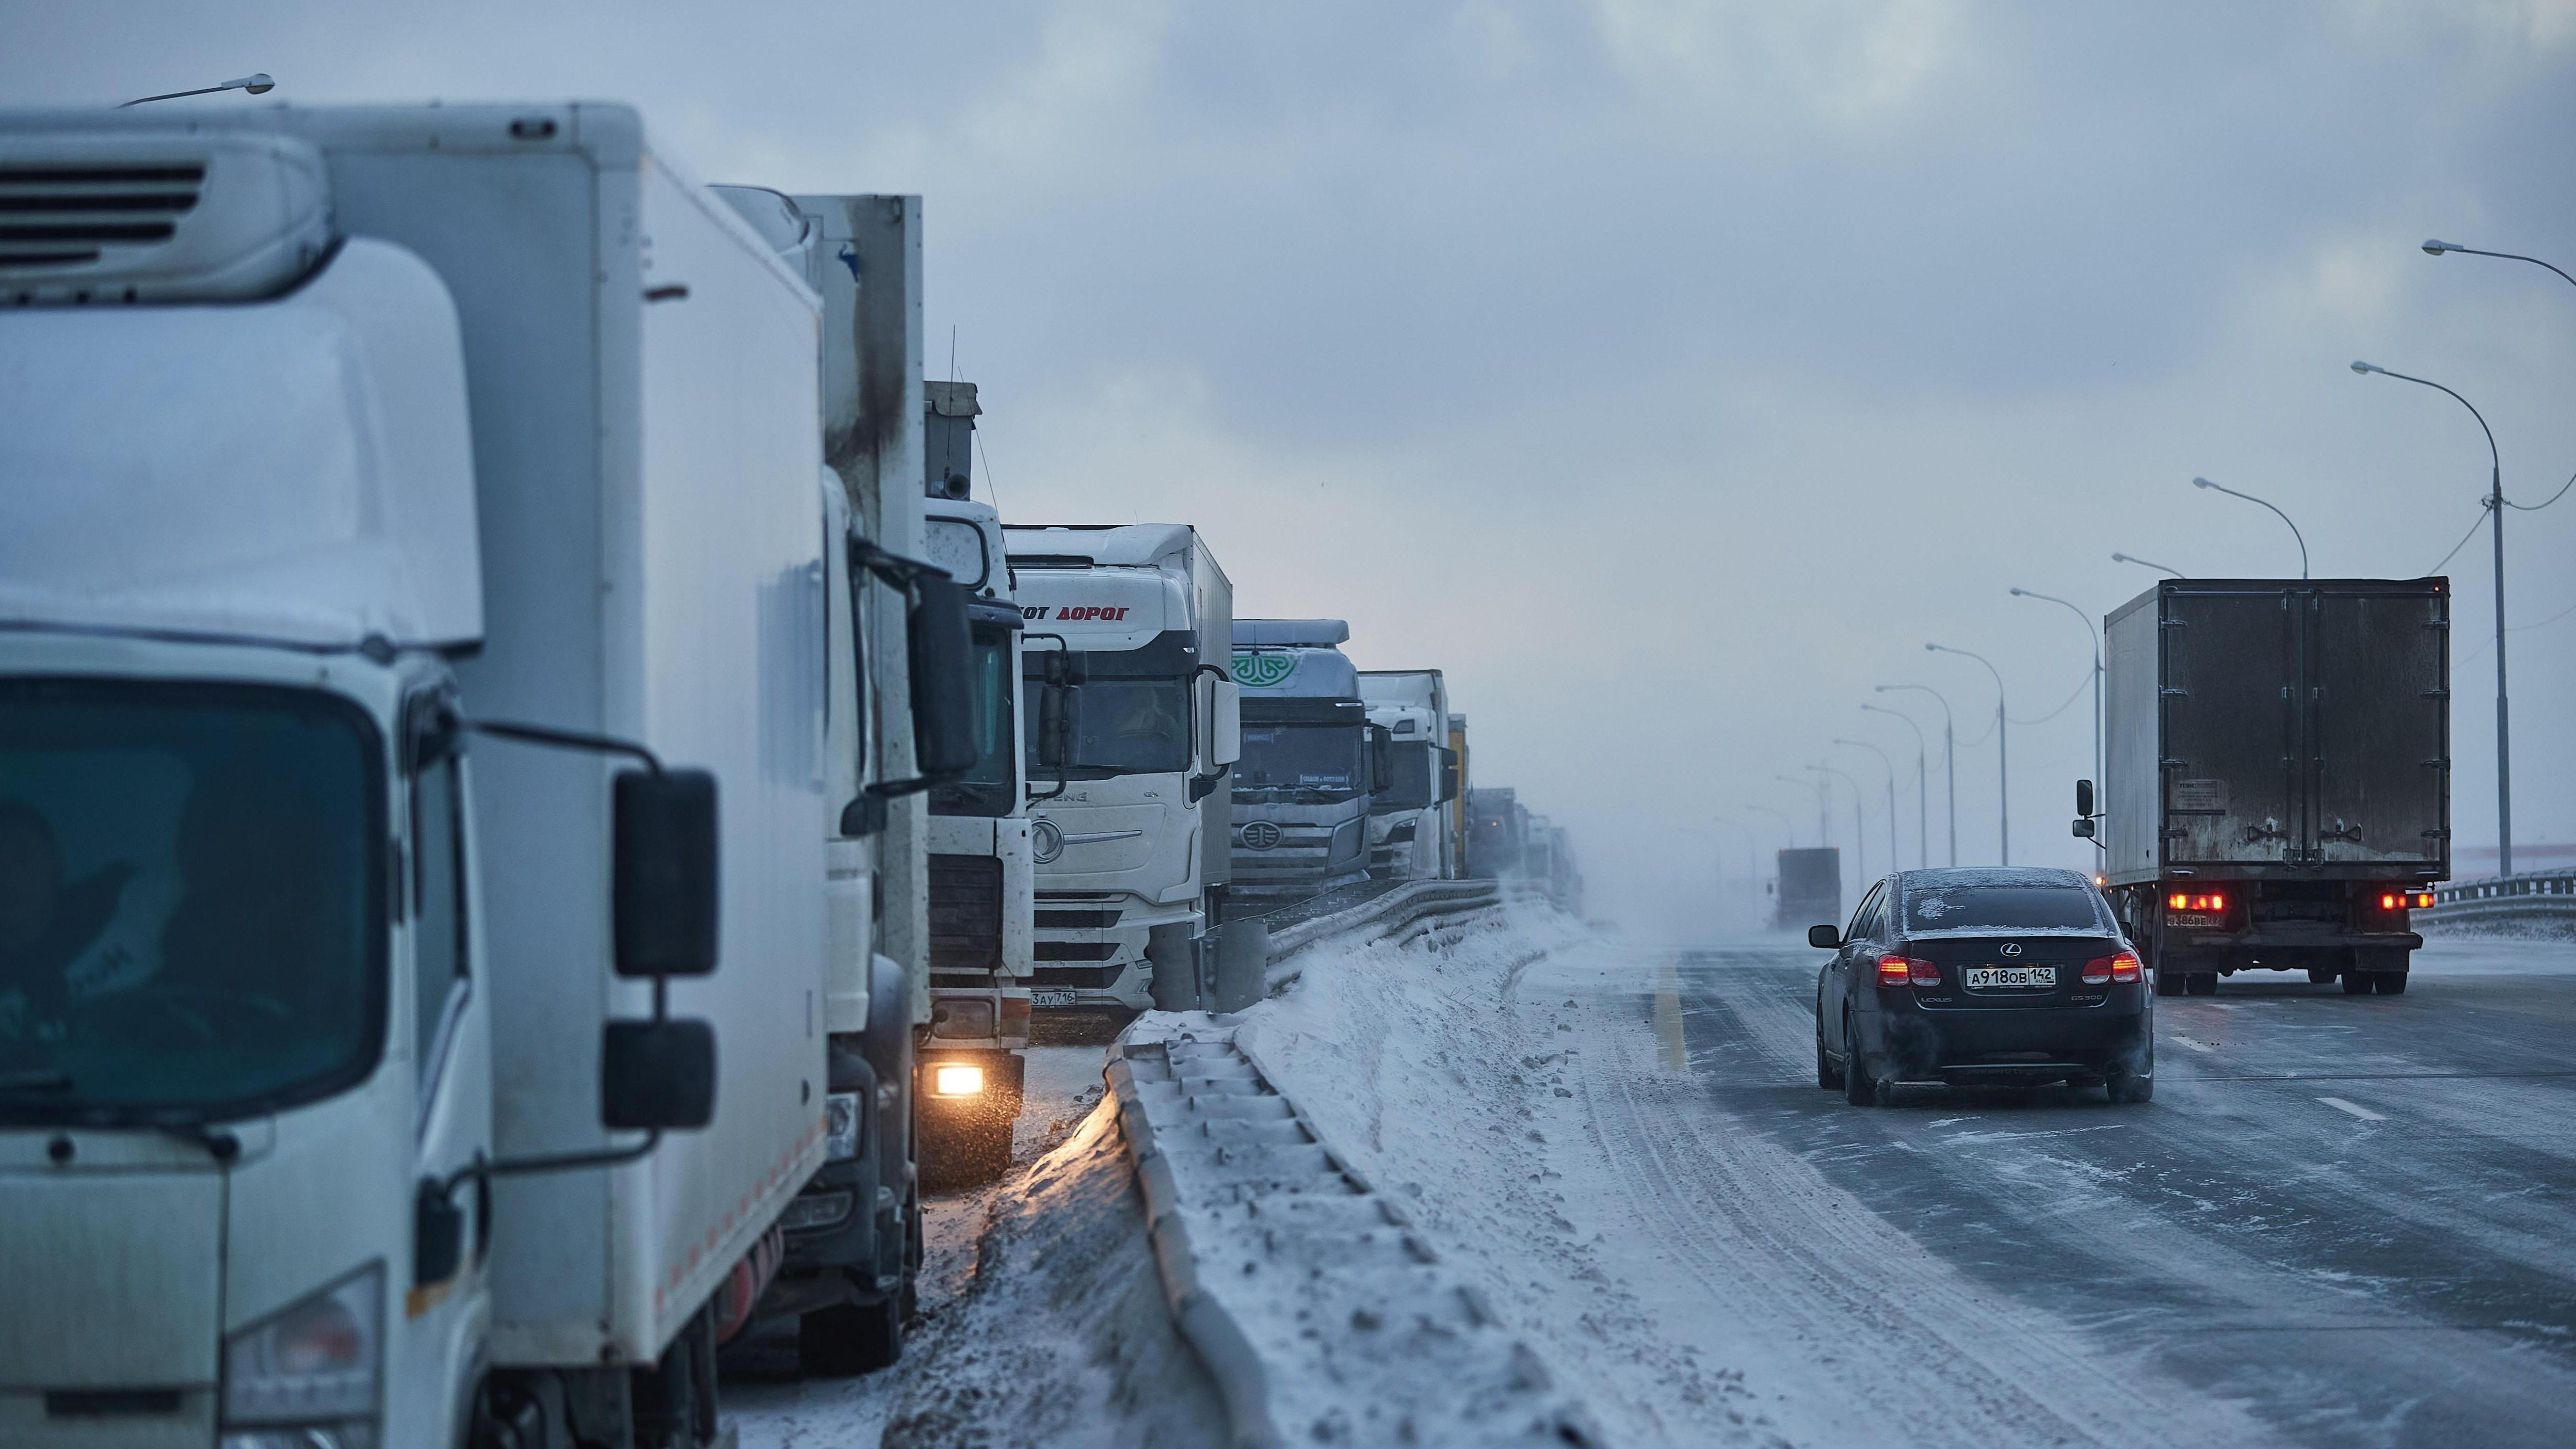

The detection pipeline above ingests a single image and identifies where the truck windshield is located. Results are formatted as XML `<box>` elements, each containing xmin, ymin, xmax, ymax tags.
<box><xmin>1237</xmin><ymin>723</ymin><xmax>1363</xmax><ymax>797</ymax></box>
<box><xmin>0</xmin><ymin>682</ymin><xmax>383</xmax><ymax>1124</ymax></box>
<box><xmin>1022</xmin><ymin>678</ymin><xmax>1192</xmax><ymax>778</ymax></box>
<box><xmin>932</xmin><ymin>626</ymin><xmax>1017</xmax><ymax>817</ymax></box>
<box><xmin>1903</xmin><ymin>886</ymin><xmax>2104</xmax><ymax>935</ymax></box>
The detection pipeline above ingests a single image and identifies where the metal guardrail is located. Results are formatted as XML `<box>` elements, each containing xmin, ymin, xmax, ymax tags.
<box><xmin>2425</xmin><ymin>870</ymin><xmax>2576</xmax><ymax>939</ymax></box>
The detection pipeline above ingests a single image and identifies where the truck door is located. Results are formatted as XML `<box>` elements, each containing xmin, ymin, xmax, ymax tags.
<box><xmin>2161</xmin><ymin>587</ymin><xmax>2299</xmax><ymax>866</ymax></box>
<box><xmin>2305</xmin><ymin>586</ymin><xmax>2448</xmax><ymax>867</ymax></box>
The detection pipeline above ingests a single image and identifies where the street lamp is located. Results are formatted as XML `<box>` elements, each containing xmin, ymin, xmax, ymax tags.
<box><xmin>120</xmin><ymin>73</ymin><xmax>276</xmax><ymax>107</ymax></box>
<box><xmin>2111</xmin><ymin>551</ymin><xmax>2184</xmax><ymax>578</ymax></box>
<box><xmin>1807</xmin><ymin>763</ymin><xmax>1868</xmax><ymax>887</ymax></box>
<box><xmin>2191</xmin><ymin>476</ymin><xmax>2308</xmax><ymax>578</ymax></box>
<box><xmin>1927</xmin><ymin>643</ymin><xmax>2008</xmax><ymax>864</ymax></box>
<box><xmin>1861</xmin><ymin>703</ymin><xmax>1929</xmax><ymax>872</ymax></box>
<box><xmin>2422</xmin><ymin>239</ymin><xmax>2576</xmax><ymax>290</ymax></box>
<box><xmin>2353</xmin><ymin>358</ymin><xmax>2515</xmax><ymax>877</ymax></box>
<box><xmin>1875</xmin><ymin>685</ymin><xmax>1956</xmax><ymax>865</ymax></box>
<box><xmin>2009</xmin><ymin>587</ymin><xmax>2102</xmax><ymax>797</ymax></box>
<box><xmin>1833</xmin><ymin>738</ymin><xmax>1901</xmax><ymax>873</ymax></box>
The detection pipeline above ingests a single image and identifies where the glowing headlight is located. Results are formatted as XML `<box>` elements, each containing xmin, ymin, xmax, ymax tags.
<box><xmin>824</xmin><ymin>1090</ymin><xmax>863</xmax><ymax>1160</ymax></box>
<box><xmin>221</xmin><ymin>1263</ymin><xmax>381</xmax><ymax>1444</ymax></box>
<box><xmin>931</xmin><ymin>1064</ymin><xmax>986</xmax><ymax>1098</ymax></box>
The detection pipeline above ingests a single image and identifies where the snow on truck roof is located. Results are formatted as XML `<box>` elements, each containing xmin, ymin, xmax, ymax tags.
<box><xmin>1004</xmin><ymin>522</ymin><xmax>1200</xmax><ymax>568</ymax></box>
<box><xmin>1236</xmin><ymin>619</ymin><xmax>1349</xmax><ymax>647</ymax></box>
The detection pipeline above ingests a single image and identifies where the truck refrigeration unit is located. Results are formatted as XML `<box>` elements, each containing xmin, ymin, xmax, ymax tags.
<box><xmin>1230</xmin><ymin>621</ymin><xmax>1392</xmax><ymax>902</ymax></box>
<box><xmin>0</xmin><ymin>105</ymin><xmax>979</xmax><ymax>1447</ymax></box>
<box><xmin>1359</xmin><ymin>669</ymin><xmax>1462</xmax><ymax>880</ymax></box>
<box><xmin>2084</xmin><ymin>577</ymin><xmax>2450</xmax><ymax>997</ymax></box>
<box><xmin>1005</xmin><ymin>524</ymin><xmax>1239</xmax><ymax>1020</ymax></box>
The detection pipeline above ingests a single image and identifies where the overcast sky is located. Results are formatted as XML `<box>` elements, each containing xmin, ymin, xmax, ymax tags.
<box><xmin>16</xmin><ymin>1</ymin><xmax>2574</xmax><ymax>937</ymax></box>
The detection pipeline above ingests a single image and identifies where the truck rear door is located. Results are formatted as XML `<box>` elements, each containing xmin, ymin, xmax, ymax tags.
<box><xmin>2305</xmin><ymin>585</ymin><xmax>2447</xmax><ymax>868</ymax></box>
<box><xmin>2162</xmin><ymin>587</ymin><xmax>2299</xmax><ymax>866</ymax></box>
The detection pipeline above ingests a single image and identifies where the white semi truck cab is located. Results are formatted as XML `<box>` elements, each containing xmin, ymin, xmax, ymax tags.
<box><xmin>1358</xmin><ymin>669</ymin><xmax>1463</xmax><ymax>881</ymax></box>
<box><xmin>0</xmin><ymin>105</ymin><xmax>919</xmax><ymax>1446</ymax></box>
<box><xmin>1229</xmin><ymin>621</ymin><xmax>1389</xmax><ymax>902</ymax></box>
<box><xmin>1004</xmin><ymin>525</ymin><xmax>1237</xmax><ymax>1018</ymax></box>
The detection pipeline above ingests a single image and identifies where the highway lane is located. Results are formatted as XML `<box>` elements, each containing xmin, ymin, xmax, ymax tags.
<box><xmin>1541</xmin><ymin>935</ymin><xmax>2576</xmax><ymax>1449</ymax></box>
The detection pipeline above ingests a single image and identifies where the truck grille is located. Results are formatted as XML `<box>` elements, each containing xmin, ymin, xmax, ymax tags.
<box><xmin>928</xmin><ymin>854</ymin><xmax>1003</xmax><ymax>974</ymax></box>
<box><xmin>1035</xmin><ymin>941</ymin><xmax>1118</xmax><ymax>961</ymax></box>
<box><xmin>1032</xmin><ymin>965</ymin><xmax>1124</xmax><ymax>989</ymax></box>
<box><xmin>1036</xmin><ymin>907</ymin><xmax>1122</xmax><ymax>929</ymax></box>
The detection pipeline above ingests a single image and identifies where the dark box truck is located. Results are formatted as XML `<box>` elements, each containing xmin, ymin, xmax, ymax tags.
<box><xmin>1776</xmin><ymin>847</ymin><xmax>1843</xmax><ymax>933</ymax></box>
<box><xmin>2094</xmin><ymin>578</ymin><xmax>2449</xmax><ymax>996</ymax></box>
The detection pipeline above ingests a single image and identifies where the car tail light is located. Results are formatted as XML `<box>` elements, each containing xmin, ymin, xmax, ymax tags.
<box><xmin>1878</xmin><ymin>955</ymin><xmax>1939</xmax><ymax>987</ymax></box>
<box><xmin>2085</xmin><ymin>953</ymin><xmax>2143</xmax><ymax>984</ymax></box>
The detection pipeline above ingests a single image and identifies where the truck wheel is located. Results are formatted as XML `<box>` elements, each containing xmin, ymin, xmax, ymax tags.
<box><xmin>2154</xmin><ymin>969</ymin><xmax>2183</xmax><ymax>997</ymax></box>
<box><xmin>2341</xmin><ymin>971</ymin><xmax>2373</xmax><ymax>996</ymax></box>
<box><xmin>798</xmin><ymin>1291</ymin><xmax>900</xmax><ymax>1377</ymax></box>
<box><xmin>2307</xmin><ymin>968</ymin><xmax>2337</xmax><ymax>985</ymax></box>
<box><xmin>2374</xmin><ymin>973</ymin><xmax>2408</xmax><ymax>995</ymax></box>
<box><xmin>2185</xmin><ymin>973</ymin><xmax>2217</xmax><ymax>996</ymax></box>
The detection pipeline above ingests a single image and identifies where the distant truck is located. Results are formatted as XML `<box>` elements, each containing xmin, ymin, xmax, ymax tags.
<box><xmin>1005</xmin><ymin>525</ymin><xmax>1239</xmax><ymax>1017</ymax></box>
<box><xmin>1228</xmin><ymin>621</ymin><xmax>1387</xmax><ymax>900</ymax></box>
<box><xmin>2087</xmin><ymin>577</ymin><xmax>2450</xmax><ymax>996</ymax></box>
<box><xmin>913</xmin><ymin>383</ymin><xmax>1035</xmax><ymax>1189</ymax></box>
<box><xmin>1467</xmin><ymin>786</ymin><xmax>1528</xmax><ymax>880</ymax></box>
<box><xmin>1359</xmin><ymin>670</ymin><xmax>1462</xmax><ymax>880</ymax></box>
<box><xmin>1776</xmin><ymin>847</ymin><xmax>1844</xmax><ymax>932</ymax></box>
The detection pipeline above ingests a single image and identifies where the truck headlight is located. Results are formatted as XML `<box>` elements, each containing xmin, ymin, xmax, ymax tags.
<box><xmin>221</xmin><ymin>1263</ymin><xmax>381</xmax><ymax>1447</ymax></box>
<box><xmin>824</xmin><ymin>1090</ymin><xmax>863</xmax><ymax>1161</ymax></box>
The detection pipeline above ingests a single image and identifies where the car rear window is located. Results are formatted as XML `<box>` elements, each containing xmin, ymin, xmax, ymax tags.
<box><xmin>1903</xmin><ymin>886</ymin><xmax>2102</xmax><ymax>934</ymax></box>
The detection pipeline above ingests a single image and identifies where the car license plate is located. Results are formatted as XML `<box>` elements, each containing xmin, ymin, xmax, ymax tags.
<box><xmin>1965</xmin><ymin>965</ymin><xmax>2056</xmax><ymax>989</ymax></box>
<box><xmin>1031</xmin><ymin>989</ymin><xmax>1078</xmax><ymax>1008</ymax></box>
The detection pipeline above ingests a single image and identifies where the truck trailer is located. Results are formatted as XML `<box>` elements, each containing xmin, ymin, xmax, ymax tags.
<box><xmin>1005</xmin><ymin>524</ymin><xmax>1239</xmax><ymax>1019</ymax></box>
<box><xmin>2089</xmin><ymin>577</ymin><xmax>2450</xmax><ymax>996</ymax></box>
<box><xmin>0</xmin><ymin>105</ymin><xmax>978</xmax><ymax>1446</ymax></box>
<box><xmin>1359</xmin><ymin>670</ymin><xmax>1462</xmax><ymax>880</ymax></box>
<box><xmin>1775</xmin><ymin>847</ymin><xmax>1844</xmax><ymax>932</ymax></box>
<box><xmin>1466</xmin><ymin>786</ymin><xmax>1527</xmax><ymax>881</ymax></box>
<box><xmin>1230</xmin><ymin>621</ymin><xmax>1390</xmax><ymax>901</ymax></box>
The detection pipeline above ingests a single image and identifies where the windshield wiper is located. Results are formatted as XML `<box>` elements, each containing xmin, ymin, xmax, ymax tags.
<box><xmin>155</xmin><ymin>1119</ymin><xmax>242</xmax><ymax>1163</ymax></box>
<box><xmin>0</xmin><ymin>1069</ymin><xmax>73</xmax><ymax>1092</ymax></box>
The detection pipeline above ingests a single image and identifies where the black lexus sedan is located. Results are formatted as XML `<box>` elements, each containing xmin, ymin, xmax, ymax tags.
<box><xmin>1812</xmin><ymin>866</ymin><xmax>2153</xmax><ymax>1106</ymax></box>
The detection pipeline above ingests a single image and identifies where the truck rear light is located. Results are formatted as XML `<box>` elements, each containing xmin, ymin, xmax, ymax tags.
<box><xmin>2413</xmin><ymin>891</ymin><xmax>2435</xmax><ymax>909</ymax></box>
<box><xmin>1878</xmin><ymin>955</ymin><xmax>1939</xmax><ymax>987</ymax></box>
<box><xmin>2167</xmin><ymin>892</ymin><xmax>2226</xmax><ymax>913</ymax></box>
<box><xmin>2084</xmin><ymin>954</ymin><xmax>2143</xmax><ymax>984</ymax></box>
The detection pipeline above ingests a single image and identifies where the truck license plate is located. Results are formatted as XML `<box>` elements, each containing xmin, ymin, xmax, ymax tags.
<box><xmin>1031</xmin><ymin>990</ymin><xmax>1078</xmax><ymax>1008</ymax></box>
<box><xmin>1965</xmin><ymin>965</ymin><xmax>2056</xmax><ymax>989</ymax></box>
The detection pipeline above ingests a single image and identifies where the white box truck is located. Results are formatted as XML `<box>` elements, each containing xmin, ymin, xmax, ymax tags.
<box><xmin>1230</xmin><ymin>621</ymin><xmax>1389</xmax><ymax>901</ymax></box>
<box><xmin>1359</xmin><ymin>669</ymin><xmax>1462</xmax><ymax>880</ymax></box>
<box><xmin>0</xmin><ymin>105</ymin><xmax>969</xmax><ymax>1445</ymax></box>
<box><xmin>1004</xmin><ymin>525</ymin><xmax>1238</xmax><ymax>1018</ymax></box>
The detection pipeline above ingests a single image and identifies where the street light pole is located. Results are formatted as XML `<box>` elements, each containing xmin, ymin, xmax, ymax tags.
<box><xmin>2191</xmin><ymin>476</ymin><xmax>2308</xmax><ymax>578</ymax></box>
<box><xmin>1808</xmin><ymin>764</ymin><xmax>1869</xmax><ymax>887</ymax></box>
<box><xmin>1927</xmin><ymin>644</ymin><xmax>2008</xmax><ymax>864</ymax></box>
<box><xmin>1861</xmin><ymin>703</ymin><xmax>1928</xmax><ymax>870</ymax></box>
<box><xmin>1777</xmin><ymin>774</ymin><xmax>1827</xmax><ymax>852</ymax></box>
<box><xmin>1876</xmin><ymin>685</ymin><xmax>1957</xmax><ymax>865</ymax></box>
<box><xmin>2111</xmin><ymin>551</ymin><xmax>2184</xmax><ymax>578</ymax></box>
<box><xmin>2010</xmin><ymin>587</ymin><xmax>2103</xmax><ymax>794</ymax></box>
<box><xmin>120</xmin><ymin>73</ymin><xmax>276</xmax><ymax>107</ymax></box>
<box><xmin>1834</xmin><ymin>739</ymin><xmax>1900</xmax><ymax>875</ymax></box>
<box><xmin>2353</xmin><ymin>359</ymin><xmax>2514</xmax><ymax>877</ymax></box>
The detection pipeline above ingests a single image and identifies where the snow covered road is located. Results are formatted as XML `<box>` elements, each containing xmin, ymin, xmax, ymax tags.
<box><xmin>1254</xmin><ymin>917</ymin><xmax>2576</xmax><ymax>1448</ymax></box>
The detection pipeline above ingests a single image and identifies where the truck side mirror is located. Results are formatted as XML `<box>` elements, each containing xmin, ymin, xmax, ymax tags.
<box><xmin>1369</xmin><ymin>724</ymin><xmax>1394</xmax><ymax>794</ymax></box>
<box><xmin>601</xmin><ymin>1017</ymin><xmax>717</xmax><ymax>1129</ymax></box>
<box><xmin>614</xmin><ymin>768</ymin><xmax>718</xmax><ymax>977</ymax></box>
<box><xmin>1807</xmin><ymin>924</ymin><xmax>1841</xmax><ymax>949</ymax></box>
<box><xmin>1209</xmin><ymin>678</ymin><xmax>1241</xmax><ymax>768</ymax></box>
<box><xmin>413</xmin><ymin>1177</ymin><xmax>466</xmax><ymax>1290</ymax></box>
<box><xmin>909</xmin><ymin>575</ymin><xmax>978</xmax><ymax>779</ymax></box>
<box><xmin>2075</xmin><ymin>779</ymin><xmax>2096</xmax><ymax>817</ymax></box>
<box><xmin>1036</xmin><ymin>682</ymin><xmax>1076</xmax><ymax>769</ymax></box>
<box><xmin>1436</xmin><ymin>747</ymin><xmax>1459</xmax><ymax>804</ymax></box>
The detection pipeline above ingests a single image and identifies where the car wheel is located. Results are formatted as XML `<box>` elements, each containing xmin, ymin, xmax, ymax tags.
<box><xmin>2374</xmin><ymin>972</ymin><xmax>2408</xmax><ymax>995</ymax></box>
<box><xmin>2107</xmin><ymin>1067</ymin><xmax>2154</xmax><ymax>1104</ymax></box>
<box><xmin>1815</xmin><ymin>1029</ymin><xmax>1843</xmax><ymax>1090</ymax></box>
<box><xmin>2341</xmin><ymin>971</ymin><xmax>2373</xmax><ymax>996</ymax></box>
<box><xmin>1842</xmin><ymin>1016</ymin><xmax>1877</xmax><ymax>1107</ymax></box>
